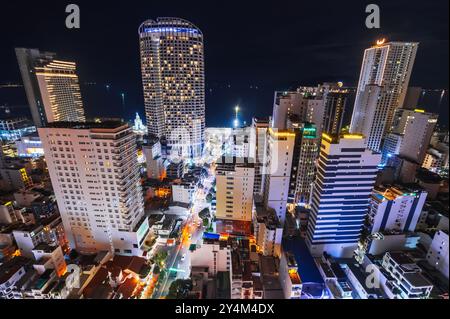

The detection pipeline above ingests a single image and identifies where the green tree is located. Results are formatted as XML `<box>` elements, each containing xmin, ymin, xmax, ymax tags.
<box><xmin>153</xmin><ymin>251</ymin><xmax>168</xmax><ymax>267</ymax></box>
<box><xmin>167</xmin><ymin>279</ymin><xmax>193</xmax><ymax>299</ymax></box>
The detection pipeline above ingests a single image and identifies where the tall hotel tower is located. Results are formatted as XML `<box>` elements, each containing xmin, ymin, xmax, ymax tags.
<box><xmin>38</xmin><ymin>121</ymin><xmax>149</xmax><ymax>255</ymax></box>
<box><xmin>350</xmin><ymin>40</ymin><xmax>418</xmax><ymax>152</ymax></box>
<box><xmin>139</xmin><ymin>18</ymin><xmax>205</xmax><ymax>159</ymax></box>
<box><xmin>16</xmin><ymin>48</ymin><xmax>86</xmax><ymax>127</ymax></box>
<box><xmin>306</xmin><ymin>133</ymin><xmax>381</xmax><ymax>258</ymax></box>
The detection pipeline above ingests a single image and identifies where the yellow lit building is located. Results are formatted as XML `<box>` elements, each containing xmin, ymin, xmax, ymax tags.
<box><xmin>15</xmin><ymin>48</ymin><xmax>86</xmax><ymax>127</ymax></box>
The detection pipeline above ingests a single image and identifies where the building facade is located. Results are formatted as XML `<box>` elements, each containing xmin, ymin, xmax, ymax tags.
<box><xmin>368</xmin><ymin>185</ymin><xmax>428</xmax><ymax>234</ymax></box>
<box><xmin>38</xmin><ymin>122</ymin><xmax>148</xmax><ymax>255</ymax></box>
<box><xmin>286</xmin><ymin>122</ymin><xmax>319</xmax><ymax>205</ymax></box>
<box><xmin>350</xmin><ymin>41</ymin><xmax>418</xmax><ymax>151</ymax></box>
<box><xmin>16</xmin><ymin>48</ymin><xmax>86</xmax><ymax>127</ymax></box>
<box><xmin>252</xmin><ymin>118</ymin><xmax>269</xmax><ymax>197</ymax></box>
<box><xmin>322</xmin><ymin>83</ymin><xmax>350</xmax><ymax>135</ymax></box>
<box><xmin>215</xmin><ymin>159</ymin><xmax>255</xmax><ymax>222</ymax></box>
<box><xmin>138</xmin><ymin>18</ymin><xmax>205</xmax><ymax>159</ymax></box>
<box><xmin>306</xmin><ymin>133</ymin><xmax>381</xmax><ymax>258</ymax></box>
<box><xmin>263</xmin><ymin>129</ymin><xmax>296</xmax><ymax>225</ymax></box>
<box><xmin>427</xmin><ymin>230</ymin><xmax>449</xmax><ymax>279</ymax></box>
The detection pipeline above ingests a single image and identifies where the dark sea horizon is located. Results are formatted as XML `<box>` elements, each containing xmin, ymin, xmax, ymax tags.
<box><xmin>1</xmin><ymin>84</ymin><xmax>448</xmax><ymax>130</ymax></box>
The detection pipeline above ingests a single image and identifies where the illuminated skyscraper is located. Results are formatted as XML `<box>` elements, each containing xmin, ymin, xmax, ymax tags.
<box><xmin>350</xmin><ymin>40</ymin><xmax>418</xmax><ymax>151</ymax></box>
<box><xmin>38</xmin><ymin>121</ymin><xmax>148</xmax><ymax>255</ymax></box>
<box><xmin>139</xmin><ymin>18</ymin><xmax>205</xmax><ymax>159</ymax></box>
<box><xmin>286</xmin><ymin>121</ymin><xmax>319</xmax><ymax>205</ymax></box>
<box><xmin>306</xmin><ymin>133</ymin><xmax>381</xmax><ymax>258</ymax></box>
<box><xmin>15</xmin><ymin>48</ymin><xmax>86</xmax><ymax>127</ymax></box>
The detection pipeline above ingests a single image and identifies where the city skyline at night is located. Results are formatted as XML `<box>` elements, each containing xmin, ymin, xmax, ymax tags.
<box><xmin>0</xmin><ymin>1</ymin><xmax>448</xmax><ymax>128</ymax></box>
<box><xmin>0</xmin><ymin>0</ymin><xmax>449</xmax><ymax>307</ymax></box>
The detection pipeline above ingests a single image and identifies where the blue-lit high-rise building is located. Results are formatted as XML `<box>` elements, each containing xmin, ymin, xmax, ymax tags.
<box><xmin>306</xmin><ymin>133</ymin><xmax>381</xmax><ymax>258</ymax></box>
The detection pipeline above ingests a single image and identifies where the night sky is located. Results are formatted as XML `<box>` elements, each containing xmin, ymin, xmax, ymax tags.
<box><xmin>0</xmin><ymin>0</ymin><xmax>448</xmax><ymax>127</ymax></box>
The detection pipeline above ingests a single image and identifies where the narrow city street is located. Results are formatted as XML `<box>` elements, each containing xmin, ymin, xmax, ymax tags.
<box><xmin>152</xmin><ymin>167</ymin><xmax>215</xmax><ymax>298</ymax></box>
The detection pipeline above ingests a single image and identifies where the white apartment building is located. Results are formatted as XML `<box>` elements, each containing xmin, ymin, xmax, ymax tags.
<box><xmin>38</xmin><ymin>122</ymin><xmax>149</xmax><ymax>256</ymax></box>
<box><xmin>349</xmin><ymin>84</ymin><xmax>384</xmax><ymax>151</ymax></box>
<box><xmin>190</xmin><ymin>240</ymin><xmax>231</xmax><ymax>276</ymax></box>
<box><xmin>272</xmin><ymin>90</ymin><xmax>325</xmax><ymax>135</ymax></box>
<box><xmin>427</xmin><ymin>230</ymin><xmax>449</xmax><ymax>279</ymax></box>
<box><xmin>172</xmin><ymin>181</ymin><xmax>195</xmax><ymax>205</ymax></box>
<box><xmin>215</xmin><ymin>159</ymin><xmax>255</xmax><ymax>222</ymax></box>
<box><xmin>381</xmin><ymin>132</ymin><xmax>403</xmax><ymax>164</ymax></box>
<box><xmin>263</xmin><ymin>128</ymin><xmax>295</xmax><ymax>225</ymax></box>
<box><xmin>381</xmin><ymin>252</ymin><xmax>433</xmax><ymax>299</ymax></box>
<box><xmin>382</xmin><ymin>109</ymin><xmax>439</xmax><ymax>165</ymax></box>
<box><xmin>12</xmin><ymin>217</ymin><xmax>66</xmax><ymax>258</ymax></box>
<box><xmin>350</xmin><ymin>41</ymin><xmax>418</xmax><ymax>151</ymax></box>
<box><xmin>224</xmin><ymin>127</ymin><xmax>256</xmax><ymax>160</ymax></box>
<box><xmin>31</xmin><ymin>244</ymin><xmax>67</xmax><ymax>278</ymax></box>
<box><xmin>397</xmin><ymin>110</ymin><xmax>438</xmax><ymax>163</ymax></box>
<box><xmin>139</xmin><ymin>18</ymin><xmax>205</xmax><ymax>159</ymax></box>
<box><xmin>369</xmin><ymin>185</ymin><xmax>428</xmax><ymax>234</ymax></box>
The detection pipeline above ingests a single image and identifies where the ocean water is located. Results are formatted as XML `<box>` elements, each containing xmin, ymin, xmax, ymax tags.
<box><xmin>1</xmin><ymin>85</ymin><xmax>448</xmax><ymax>129</ymax></box>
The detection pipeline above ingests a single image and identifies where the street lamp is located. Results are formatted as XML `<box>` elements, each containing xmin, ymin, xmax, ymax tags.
<box><xmin>234</xmin><ymin>105</ymin><xmax>240</xmax><ymax>128</ymax></box>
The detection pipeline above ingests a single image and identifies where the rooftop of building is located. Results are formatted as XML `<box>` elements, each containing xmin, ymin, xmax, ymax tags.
<box><xmin>259</xmin><ymin>255</ymin><xmax>278</xmax><ymax>275</ymax></box>
<box><xmin>255</xmin><ymin>205</ymin><xmax>281</xmax><ymax>229</ymax></box>
<box><xmin>372</xmin><ymin>183</ymin><xmax>426</xmax><ymax>201</ymax></box>
<box><xmin>0</xmin><ymin>115</ymin><xmax>30</xmax><ymax>122</ymax></box>
<box><xmin>424</xmin><ymin>200</ymin><xmax>449</xmax><ymax>215</ymax></box>
<box><xmin>322</xmin><ymin>132</ymin><xmax>366</xmax><ymax>144</ymax></box>
<box><xmin>32</xmin><ymin>243</ymin><xmax>59</xmax><ymax>254</ymax></box>
<box><xmin>82</xmin><ymin>254</ymin><xmax>149</xmax><ymax>299</ymax></box>
<box><xmin>0</xmin><ymin>256</ymin><xmax>31</xmax><ymax>285</ymax></box>
<box><xmin>252</xmin><ymin>117</ymin><xmax>270</xmax><ymax>124</ymax></box>
<box><xmin>261</xmin><ymin>274</ymin><xmax>283</xmax><ymax>296</ymax></box>
<box><xmin>216</xmin><ymin>156</ymin><xmax>255</xmax><ymax>168</ymax></box>
<box><xmin>403</xmin><ymin>272</ymin><xmax>433</xmax><ymax>288</ymax></box>
<box><xmin>10</xmin><ymin>213</ymin><xmax>61</xmax><ymax>233</ymax></box>
<box><xmin>267</xmin><ymin>127</ymin><xmax>296</xmax><ymax>139</ymax></box>
<box><xmin>43</xmin><ymin>120</ymin><xmax>128</xmax><ymax>131</ymax></box>
<box><xmin>215</xmin><ymin>219</ymin><xmax>252</xmax><ymax>236</ymax></box>
<box><xmin>387</xmin><ymin>251</ymin><xmax>416</xmax><ymax>265</ymax></box>
<box><xmin>82</xmin><ymin>267</ymin><xmax>113</xmax><ymax>299</ymax></box>
<box><xmin>15</xmin><ymin>185</ymin><xmax>53</xmax><ymax>197</ymax></box>
<box><xmin>416</xmin><ymin>168</ymin><xmax>443</xmax><ymax>184</ymax></box>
